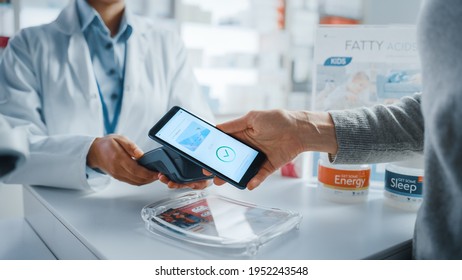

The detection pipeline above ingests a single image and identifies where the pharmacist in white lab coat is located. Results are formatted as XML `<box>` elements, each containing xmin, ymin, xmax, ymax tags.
<box><xmin>0</xmin><ymin>0</ymin><xmax>213</xmax><ymax>190</ymax></box>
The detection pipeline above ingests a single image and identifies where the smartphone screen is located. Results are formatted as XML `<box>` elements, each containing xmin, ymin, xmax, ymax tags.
<box><xmin>149</xmin><ymin>107</ymin><xmax>266</xmax><ymax>189</ymax></box>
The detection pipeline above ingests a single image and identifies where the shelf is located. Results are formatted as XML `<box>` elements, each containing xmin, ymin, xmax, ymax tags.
<box><xmin>181</xmin><ymin>22</ymin><xmax>259</xmax><ymax>55</ymax></box>
<box><xmin>194</xmin><ymin>68</ymin><xmax>258</xmax><ymax>86</ymax></box>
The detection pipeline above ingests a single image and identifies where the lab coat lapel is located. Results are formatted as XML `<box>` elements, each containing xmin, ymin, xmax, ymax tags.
<box><xmin>67</xmin><ymin>33</ymin><xmax>104</xmax><ymax>136</ymax></box>
<box><xmin>56</xmin><ymin>0</ymin><xmax>100</xmax><ymax>102</ymax></box>
<box><xmin>68</xmin><ymin>34</ymin><xmax>99</xmax><ymax>101</ymax></box>
<box><xmin>56</xmin><ymin>0</ymin><xmax>104</xmax><ymax>134</ymax></box>
<box><xmin>115</xmin><ymin>25</ymin><xmax>148</xmax><ymax>134</ymax></box>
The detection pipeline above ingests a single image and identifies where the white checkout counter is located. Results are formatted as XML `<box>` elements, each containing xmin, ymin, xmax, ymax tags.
<box><xmin>20</xmin><ymin>174</ymin><xmax>417</xmax><ymax>260</ymax></box>
<box><xmin>0</xmin><ymin>218</ymin><xmax>55</xmax><ymax>259</ymax></box>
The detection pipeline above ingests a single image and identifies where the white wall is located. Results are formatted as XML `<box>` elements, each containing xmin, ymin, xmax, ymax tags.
<box><xmin>364</xmin><ymin>0</ymin><xmax>423</xmax><ymax>25</ymax></box>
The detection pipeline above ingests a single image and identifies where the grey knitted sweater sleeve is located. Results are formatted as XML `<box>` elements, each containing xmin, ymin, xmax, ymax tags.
<box><xmin>326</xmin><ymin>0</ymin><xmax>462</xmax><ymax>259</ymax></box>
<box><xmin>328</xmin><ymin>93</ymin><xmax>424</xmax><ymax>164</ymax></box>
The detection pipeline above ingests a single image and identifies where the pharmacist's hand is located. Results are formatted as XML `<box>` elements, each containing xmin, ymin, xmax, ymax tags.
<box><xmin>157</xmin><ymin>174</ymin><xmax>212</xmax><ymax>190</ymax></box>
<box><xmin>210</xmin><ymin>110</ymin><xmax>337</xmax><ymax>190</ymax></box>
<box><xmin>87</xmin><ymin>135</ymin><xmax>159</xmax><ymax>186</ymax></box>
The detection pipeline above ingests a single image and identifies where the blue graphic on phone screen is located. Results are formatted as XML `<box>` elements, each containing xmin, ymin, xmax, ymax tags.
<box><xmin>176</xmin><ymin>122</ymin><xmax>210</xmax><ymax>151</ymax></box>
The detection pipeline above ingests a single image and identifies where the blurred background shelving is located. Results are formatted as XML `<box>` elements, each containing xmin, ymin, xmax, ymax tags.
<box><xmin>1</xmin><ymin>0</ymin><xmax>422</xmax><ymax>119</ymax></box>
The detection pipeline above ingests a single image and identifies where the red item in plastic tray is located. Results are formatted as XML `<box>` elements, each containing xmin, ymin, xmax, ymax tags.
<box><xmin>0</xmin><ymin>37</ymin><xmax>10</xmax><ymax>48</ymax></box>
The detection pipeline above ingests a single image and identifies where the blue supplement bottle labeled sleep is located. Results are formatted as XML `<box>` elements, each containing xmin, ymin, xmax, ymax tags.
<box><xmin>384</xmin><ymin>157</ymin><xmax>424</xmax><ymax>211</ymax></box>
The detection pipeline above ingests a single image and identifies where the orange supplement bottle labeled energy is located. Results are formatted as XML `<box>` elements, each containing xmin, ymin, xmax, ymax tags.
<box><xmin>317</xmin><ymin>154</ymin><xmax>371</xmax><ymax>203</ymax></box>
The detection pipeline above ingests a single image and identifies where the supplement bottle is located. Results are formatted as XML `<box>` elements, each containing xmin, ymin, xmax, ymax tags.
<box><xmin>317</xmin><ymin>153</ymin><xmax>371</xmax><ymax>203</ymax></box>
<box><xmin>384</xmin><ymin>156</ymin><xmax>424</xmax><ymax>211</ymax></box>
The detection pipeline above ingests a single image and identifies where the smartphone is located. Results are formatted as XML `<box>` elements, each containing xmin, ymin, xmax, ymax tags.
<box><xmin>148</xmin><ymin>106</ymin><xmax>267</xmax><ymax>189</ymax></box>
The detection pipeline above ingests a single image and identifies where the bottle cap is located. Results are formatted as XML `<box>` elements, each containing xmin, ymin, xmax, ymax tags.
<box><xmin>390</xmin><ymin>154</ymin><xmax>424</xmax><ymax>169</ymax></box>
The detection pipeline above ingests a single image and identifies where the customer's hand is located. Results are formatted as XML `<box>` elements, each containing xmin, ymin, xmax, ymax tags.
<box><xmin>211</xmin><ymin>110</ymin><xmax>337</xmax><ymax>190</ymax></box>
<box><xmin>87</xmin><ymin>135</ymin><xmax>159</xmax><ymax>186</ymax></box>
<box><xmin>158</xmin><ymin>174</ymin><xmax>212</xmax><ymax>190</ymax></box>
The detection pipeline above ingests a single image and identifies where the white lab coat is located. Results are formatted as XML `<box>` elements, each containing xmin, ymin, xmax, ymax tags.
<box><xmin>0</xmin><ymin>1</ymin><xmax>214</xmax><ymax>190</ymax></box>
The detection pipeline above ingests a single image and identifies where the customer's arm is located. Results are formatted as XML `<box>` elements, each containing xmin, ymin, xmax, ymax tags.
<box><xmin>212</xmin><ymin>94</ymin><xmax>423</xmax><ymax>189</ymax></box>
<box><xmin>211</xmin><ymin>110</ymin><xmax>338</xmax><ymax>189</ymax></box>
<box><xmin>330</xmin><ymin>93</ymin><xmax>423</xmax><ymax>164</ymax></box>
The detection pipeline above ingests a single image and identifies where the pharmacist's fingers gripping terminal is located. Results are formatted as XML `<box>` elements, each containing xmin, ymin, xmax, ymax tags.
<box><xmin>87</xmin><ymin>135</ymin><xmax>159</xmax><ymax>186</ymax></box>
<box><xmin>158</xmin><ymin>173</ymin><xmax>211</xmax><ymax>190</ymax></box>
<box><xmin>137</xmin><ymin>146</ymin><xmax>213</xmax><ymax>189</ymax></box>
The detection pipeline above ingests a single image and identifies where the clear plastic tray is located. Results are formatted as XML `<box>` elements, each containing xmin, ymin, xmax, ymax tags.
<box><xmin>141</xmin><ymin>191</ymin><xmax>302</xmax><ymax>257</ymax></box>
